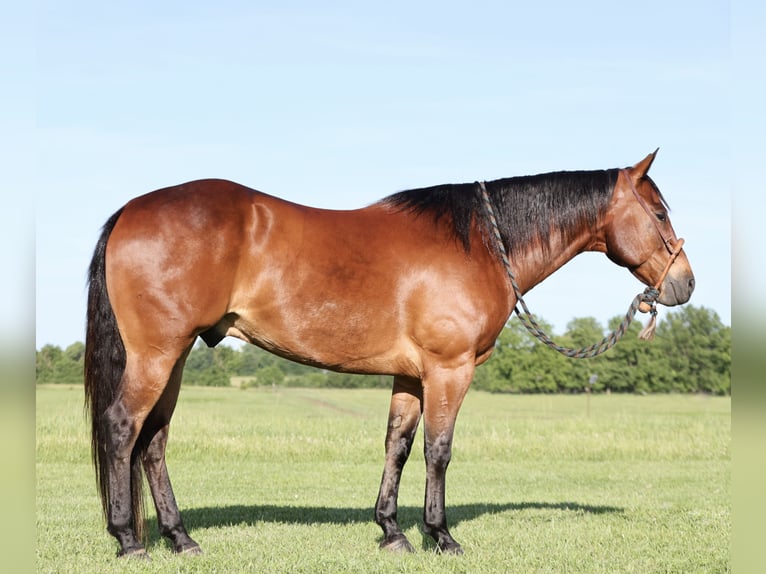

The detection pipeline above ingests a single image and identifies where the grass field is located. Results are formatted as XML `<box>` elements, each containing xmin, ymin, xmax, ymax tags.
<box><xmin>36</xmin><ymin>385</ymin><xmax>730</xmax><ymax>573</ymax></box>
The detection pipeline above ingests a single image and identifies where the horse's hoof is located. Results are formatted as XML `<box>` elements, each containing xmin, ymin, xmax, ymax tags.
<box><xmin>436</xmin><ymin>541</ymin><xmax>464</xmax><ymax>555</ymax></box>
<box><xmin>379</xmin><ymin>536</ymin><xmax>416</xmax><ymax>553</ymax></box>
<box><xmin>117</xmin><ymin>547</ymin><xmax>150</xmax><ymax>560</ymax></box>
<box><xmin>176</xmin><ymin>543</ymin><xmax>203</xmax><ymax>556</ymax></box>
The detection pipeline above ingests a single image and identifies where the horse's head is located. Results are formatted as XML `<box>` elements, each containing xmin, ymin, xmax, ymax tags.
<box><xmin>602</xmin><ymin>150</ymin><xmax>695</xmax><ymax>307</ymax></box>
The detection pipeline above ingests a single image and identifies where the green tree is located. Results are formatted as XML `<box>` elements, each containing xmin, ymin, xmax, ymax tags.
<box><xmin>250</xmin><ymin>365</ymin><xmax>285</xmax><ymax>387</ymax></box>
<box><xmin>598</xmin><ymin>319</ymin><xmax>668</xmax><ymax>393</ymax></box>
<box><xmin>36</xmin><ymin>344</ymin><xmax>63</xmax><ymax>384</ymax></box>
<box><xmin>560</xmin><ymin>317</ymin><xmax>608</xmax><ymax>392</ymax></box>
<box><xmin>184</xmin><ymin>341</ymin><xmax>232</xmax><ymax>386</ymax></box>
<box><xmin>655</xmin><ymin>305</ymin><xmax>731</xmax><ymax>394</ymax></box>
<box><xmin>474</xmin><ymin>317</ymin><xmax>572</xmax><ymax>393</ymax></box>
<box><xmin>64</xmin><ymin>341</ymin><xmax>85</xmax><ymax>363</ymax></box>
<box><xmin>235</xmin><ymin>344</ymin><xmax>276</xmax><ymax>375</ymax></box>
<box><xmin>36</xmin><ymin>343</ymin><xmax>84</xmax><ymax>385</ymax></box>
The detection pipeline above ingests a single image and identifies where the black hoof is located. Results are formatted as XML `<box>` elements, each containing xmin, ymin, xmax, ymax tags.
<box><xmin>176</xmin><ymin>543</ymin><xmax>203</xmax><ymax>556</ymax></box>
<box><xmin>379</xmin><ymin>535</ymin><xmax>416</xmax><ymax>553</ymax></box>
<box><xmin>436</xmin><ymin>541</ymin><xmax>464</xmax><ymax>555</ymax></box>
<box><xmin>117</xmin><ymin>547</ymin><xmax>150</xmax><ymax>560</ymax></box>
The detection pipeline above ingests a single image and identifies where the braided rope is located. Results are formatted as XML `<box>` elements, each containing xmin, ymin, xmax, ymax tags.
<box><xmin>477</xmin><ymin>181</ymin><xmax>659</xmax><ymax>359</ymax></box>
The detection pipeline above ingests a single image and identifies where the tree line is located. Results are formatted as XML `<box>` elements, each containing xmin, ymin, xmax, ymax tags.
<box><xmin>36</xmin><ymin>304</ymin><xmax>730</xmax><ymax>395</ymax></box>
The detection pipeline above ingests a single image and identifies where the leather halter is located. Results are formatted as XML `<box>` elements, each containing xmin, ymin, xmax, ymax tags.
<box><xmin>620</xmin><ymin>169</ymin><xmax>685</xmax><ymax>295</ymax></box>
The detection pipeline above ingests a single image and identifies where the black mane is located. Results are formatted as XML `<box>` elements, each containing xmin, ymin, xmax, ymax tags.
<box><xmin>382</xmin><ymin>169</ymin><xmax>620</xmax><ymax>259</ymax></box>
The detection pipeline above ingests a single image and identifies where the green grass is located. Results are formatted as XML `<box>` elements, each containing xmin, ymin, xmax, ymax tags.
<box><xmin>36</xmin><ymin>386</ymin><xmax>730</xmax><ymax>573</ymax></box>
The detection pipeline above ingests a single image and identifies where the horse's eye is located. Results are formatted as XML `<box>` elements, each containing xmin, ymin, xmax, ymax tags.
<box><xmin>656</xmin><ymin>212</ymin><xmax>667</xmax><ymax>222</ymax></box>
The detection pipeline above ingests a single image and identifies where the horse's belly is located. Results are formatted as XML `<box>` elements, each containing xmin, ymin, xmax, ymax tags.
<box><xmin>225</xmin><ymin>302</ymin><xmax>420</xmax><ymax>377</ymax></box>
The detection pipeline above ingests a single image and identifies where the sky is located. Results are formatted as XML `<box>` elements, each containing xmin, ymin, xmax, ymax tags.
<box><xmin>25</xmin><ymin>0</ymin><xmax>735</xmax><ymax>349</ymax></box>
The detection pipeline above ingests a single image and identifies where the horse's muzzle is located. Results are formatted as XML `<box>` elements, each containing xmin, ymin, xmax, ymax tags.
<box><xmin>657</xmin><ymin>270</ymin><xmax>695</xmax><ymax>306</ymax></box>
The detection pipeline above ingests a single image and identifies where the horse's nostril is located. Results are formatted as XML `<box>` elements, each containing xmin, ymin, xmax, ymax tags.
<box><xmin>688</xmin><ymin>277</ymin><xmax>696</xmax><ymax>292</ymax></box>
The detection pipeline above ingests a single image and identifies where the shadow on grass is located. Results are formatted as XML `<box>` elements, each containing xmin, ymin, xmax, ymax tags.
<box><xmin>180</xmin><ymin>500</ymin><xmax>622</xmax><ymax>531</ymax></box>
<box><xmin>143</xmin><ymin>501</ymin><xmax>623</xmax><ymax>553</ymax></box>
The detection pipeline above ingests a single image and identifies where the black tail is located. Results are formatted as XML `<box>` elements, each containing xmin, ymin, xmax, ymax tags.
<box><xmin>83</xmin><ymin>208</ymin><xmax>146</xmax><ymax>542</ymax></box>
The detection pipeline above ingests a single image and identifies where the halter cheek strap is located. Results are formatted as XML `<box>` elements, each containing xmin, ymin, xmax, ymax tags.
<box><xmin>620</xmin><ymin>169</ymin><xmax>686</xmax><ymax>311</ymax></box>
<box><xmin>621</xmin><ymin>169</ymin><xmax>682</xmax><ymax>254</ymax></box>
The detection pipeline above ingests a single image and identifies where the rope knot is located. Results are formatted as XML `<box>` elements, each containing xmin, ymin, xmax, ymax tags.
<box><xmin>637</xmin><ymin>287</ymin><xmax>660</xmax><ymax>341</ymax></box>
<box><xmin>638</xmin><ymin>287</ymin><xmax>659</xmax><ymax>314</ymax></box>
<box><xmin>641</xmin><ymin>286</ymin><xmax>660</xmax><ymax>302</ymax></box>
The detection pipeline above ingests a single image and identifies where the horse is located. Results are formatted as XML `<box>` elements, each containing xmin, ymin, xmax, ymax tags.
<box><xmin>84</xmin><ymin>150</ymin><xmax>694</xmax><ymax>558</ymax></box>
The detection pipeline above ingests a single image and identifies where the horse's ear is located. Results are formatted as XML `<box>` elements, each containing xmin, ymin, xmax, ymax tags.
<box><xmin>629</xmin><ymin>148</ymin><xmax>659</xmax><ymax>180</ymax></box>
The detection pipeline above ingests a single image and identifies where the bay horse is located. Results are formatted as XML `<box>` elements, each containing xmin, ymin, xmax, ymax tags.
<box><xmin>84</xmin><ymin>151</ymin><xmax>694</xmax><ymax>558</ymax></box>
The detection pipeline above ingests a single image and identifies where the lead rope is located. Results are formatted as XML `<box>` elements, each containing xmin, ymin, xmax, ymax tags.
<box><xmin>477</xmin><ymin>181</ymin><xmax>672</xmax><ymax>359</ymax></box>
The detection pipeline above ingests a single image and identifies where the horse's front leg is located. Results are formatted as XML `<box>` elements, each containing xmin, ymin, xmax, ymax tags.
<box><xmin>375</xmin><ymin>376</ymin><xmax>423</xmax><ymax>552</ymax></box>
<box><xmin>421</xmin><ymin>363</ymin><xmax>474</xmax><ymax>554</ymax></box>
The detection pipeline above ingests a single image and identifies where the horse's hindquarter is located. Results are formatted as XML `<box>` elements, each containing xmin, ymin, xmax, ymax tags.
<box><xmin>106</xmin><ymin>180</ymin><xmax>258</xmax><ymax>354</ymax></box>
<box><xmin>106</xmin><ymin>180</ymin><xmax>510</xmax><ymax>376</ymax></box>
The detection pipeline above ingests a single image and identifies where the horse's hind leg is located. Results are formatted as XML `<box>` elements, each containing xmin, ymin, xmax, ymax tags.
<box><xmin>375</xmin><ymin>376</ymin><xmax>423</xmax><ymax>552</ymax></box>
<box><xmin>142</xmin><ymin>425</ymin><xmax>201</xmax><ymax>554</ymax></box>
<box><xmin>102</xmin><ymin>394</ymin><xmax>147</xmax><ymax>557</ymax></box>
<box><xmin>103</xmin><ymin>347</ymin><xmax>190</xmax><ymax>557</ymax></box>
<box><xmin>140</xmin><ymin>348</ymin><xmax>201</xmax><ymax>554</ymax></box>
<box><xmin>102</xmin><ymin>354</ymin><xmax>170</xmax><ymax>556</ymax></box>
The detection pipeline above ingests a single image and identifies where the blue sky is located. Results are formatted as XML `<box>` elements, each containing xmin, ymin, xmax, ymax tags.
<box><xmin>29</xmin><ymin>0</ymin><xmax>732</xmax><ymax>348</ymax></box>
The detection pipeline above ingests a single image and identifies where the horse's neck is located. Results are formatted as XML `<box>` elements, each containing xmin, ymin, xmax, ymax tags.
<box><xmin>510</xmin><ymin>227</ymin><xmax>602</xmax><ymax>295</ymax></box>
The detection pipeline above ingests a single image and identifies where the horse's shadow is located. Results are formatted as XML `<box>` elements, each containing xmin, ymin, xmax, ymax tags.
<box><xmin>160</xmin><ymin>501</ymin><xmax>622</xmax><ymax>551</ymax></box>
